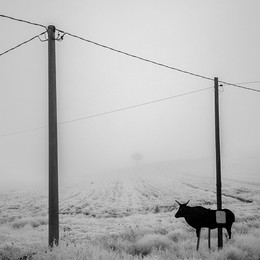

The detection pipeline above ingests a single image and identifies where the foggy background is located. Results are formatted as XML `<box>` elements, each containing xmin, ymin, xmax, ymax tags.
<box><xmin>1</xmin><ymin>0</ymin><xmax>260</xmax><ymax>190</ymax></box>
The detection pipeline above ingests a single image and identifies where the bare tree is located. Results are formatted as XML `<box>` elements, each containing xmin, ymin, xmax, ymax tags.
<box><xmin>131</xmin><ymin>153</ymin><xmax>144</xmax><ymax>165</ymax></box>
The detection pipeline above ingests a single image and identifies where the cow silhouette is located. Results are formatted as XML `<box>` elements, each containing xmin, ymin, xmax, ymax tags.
<box><xmin>175</xmin><ymin>200</ymin><xmax>235</xmax><ymax>250</ymax></box>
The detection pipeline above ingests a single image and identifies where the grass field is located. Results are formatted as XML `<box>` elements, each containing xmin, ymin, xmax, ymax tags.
<box><xmin>0</xmin><ymin>162</ymin><xmax>259</xmax><ymax>259</ymax></box>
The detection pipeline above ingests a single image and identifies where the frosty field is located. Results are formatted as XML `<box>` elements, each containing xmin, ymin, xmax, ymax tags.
<box><xmin>0</xmin><ymin>162</ymin><xmax>260</xmax><ymax>260</ymax></box>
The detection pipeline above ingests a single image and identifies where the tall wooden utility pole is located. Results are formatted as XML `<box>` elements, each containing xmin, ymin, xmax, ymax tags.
<box><xmin>214</xmin><ymin>77</ymin><xmax>223</xmax><ymax>249</ymax></box>
<box><xmin>48</xmin><ymin>25</ymin><xmax>59</xmax><ymax>247</ymax></box>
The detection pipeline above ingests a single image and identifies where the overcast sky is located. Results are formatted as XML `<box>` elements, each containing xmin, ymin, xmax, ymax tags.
<box><xmin>1</xmin><ymin>0</ymin><xmax>260</xmax><ymax>188</ymax></box>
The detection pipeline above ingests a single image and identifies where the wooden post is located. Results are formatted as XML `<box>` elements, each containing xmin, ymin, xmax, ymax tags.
<box><xmin>48</xmin><ymin>25</ymin><xmax>59</xmax><ymax>247</ymax></box>
<box><xmin>214</xmin><ymin>77</ymin><xmax>223</xmax><ymax>249</ymax></box>
<box><xmin>208</xmin><ymin>228</ymin><xmax>211</xmax><ymax>249</ymax></box>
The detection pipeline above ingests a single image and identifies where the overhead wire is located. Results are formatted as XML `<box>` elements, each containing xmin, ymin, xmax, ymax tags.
<box><xmin>0</xmin><ymin>86</ymin><xmax>213</xmax><ymax>138</ymax></box>
<box><xmin>0</xmin><ymin>14</ymin><xmax>259</xmax><ymax>93</ymax></box>
<box><xmin>59</xmin><ymin>87</ymin><xmax>213</xmax><ymax>125</ymax></box>
<box><xmin>0</xmin><ymin>126</ymin><xmax>47</xmax><ymax>138</ymax></box>
<box><xmin>233</xmin><ymin>80</ymin><xmax>260</xmax><ymax>85</ymax></box>
<box><xmin>0</xmin><ymin>15</ymin><xmax>259</xmax><ymax>137</ymax></box>
<box><xmin>0</xmin><ymin>31</ymin><xmax>47</xmax><ymax>57</ymax></box>
<box><xmin>57</xmin><ymin>29</ymin><xmax>214</xmax><ymax>83</ymax></box>
<box><xmin>219</xmin><ymin>80</ymin><xmax>260</xmax><ymax>93</ymax></box>
<box><xmin>57</xmin><ymin>29</ymin><xmax>260</xmax><ymax>94</ymax></box>
<box><xmin>0</xmin><ymin>14</ymin><xmax>47</xmax><ymax>29</ymax></box>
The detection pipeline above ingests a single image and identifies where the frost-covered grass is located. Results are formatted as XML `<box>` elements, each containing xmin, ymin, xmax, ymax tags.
<box><xmin>0</xmin><ymin>165</ymin><xmax>260</xmax><ymax>259</ymax></box>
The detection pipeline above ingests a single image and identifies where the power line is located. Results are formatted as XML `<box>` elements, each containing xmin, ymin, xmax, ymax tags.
<box><xmin>0</xmin><ymin>14</ymin><xmax>46</xmax><ymax>29</ymax></box>
<box><xmin>219</xmin><ymin>80</ymin><xmax>260</xmax><ymax>93</ymax></box>
<box><xmin>57</xmin><ymin>29</ymin><xmax>214</xmax><ymax>83</ymax></box>
<box><xmin>235</xmin><ymin>80</ymin><xmax>260</xmax><ymax>85</ymax></box>
<box><xmin>0</xmin><ymin>126</ymin><xmax>47</xmax><ymax>138</ymax></box>
<box><xmin>0</xmin><ymin>31</ymin><xmax>47</xmax><ymax>57</ymax></box>
<box><xmin>60</xmin><ymin>87</ymin><xmax>213</xmax><ymax>125</ymax></box>
<box><xmin>57</xmin><ymin>29</ymin><xmax>260</xmax><ymax>94</ymax></box>
<box><xmin>0</xmin><ymin>87</ymin><xmax>212</xmax><ymax>138</ymax></box>
<box><xmin>1</xmin><ymin>14</ymin><xmax>259</xmax><ymax>94</ymax></box>
<box><xmin>0</xmin><ymin>15</ymin><xmax>213</xmax><ymax>82</ymax></box>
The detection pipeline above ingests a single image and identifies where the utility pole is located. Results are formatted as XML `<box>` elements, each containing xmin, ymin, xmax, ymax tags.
<box><xmin>214</xmin><ymin>77</ymin><xmax>223</xmax><ymax>249</ymax></box>
<box><xmin>48</xmin><ymin>25</ymin><xmax>59</xmax><ymax>247</ymax></box>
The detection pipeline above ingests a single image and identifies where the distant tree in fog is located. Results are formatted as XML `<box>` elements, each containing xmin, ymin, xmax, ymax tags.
<box><xmin>131</xmin><ymin>153</ymin><xmax>144</xmax><ymax>165</ymax></box>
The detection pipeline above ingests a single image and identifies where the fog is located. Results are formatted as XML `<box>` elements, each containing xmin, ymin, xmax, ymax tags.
<box><xmin>1</xmin><ymin>0</ymin><xmax>260</xmax><ymax>190</ymax></box>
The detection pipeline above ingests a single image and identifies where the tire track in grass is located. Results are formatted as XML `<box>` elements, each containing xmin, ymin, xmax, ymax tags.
<box><xmin>182</xmin><ymin>182</ymin><xmax>253</xmax><ymax>203</ymax></box>
<box><xmin>125</xmin><ymin>178</ymin><xmax>142</xmax><ymax>211</ymax></box>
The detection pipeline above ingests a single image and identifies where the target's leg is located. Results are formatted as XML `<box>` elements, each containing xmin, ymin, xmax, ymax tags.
<box><xmin>196</xmin><ymin>229</ymin><xmax>201</xmax><ymax>251</ymax></box>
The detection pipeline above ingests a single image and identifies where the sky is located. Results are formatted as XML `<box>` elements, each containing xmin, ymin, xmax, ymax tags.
<box><xmin>1</xmin><ymin>0</ymin><xmax>260</xmax><ymax>188</ymax></box>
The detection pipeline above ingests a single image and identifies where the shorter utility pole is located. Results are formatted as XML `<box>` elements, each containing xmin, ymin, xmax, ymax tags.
<box><xmin>214</xmin><ymin>77</ymin><xmax>223</xmax><ymax>249</ymax></box>
<box><xmin>48</xmin><ymin>25</ymin><xmax>59</xmax><ymax>247</ymax></box>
